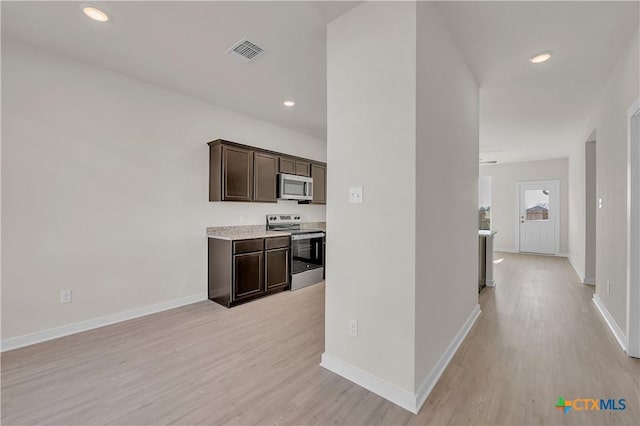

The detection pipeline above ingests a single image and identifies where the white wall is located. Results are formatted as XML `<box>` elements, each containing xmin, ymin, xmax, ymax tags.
<box><xmin>569</xmin><ymin>29</ymin><xmax>640</xmax><ymax>333</ymax></box>
<box><xmin>585</xmin><ymin>141</ymin><xmax>597</xmax><ymax>283</ymax></box>
<box><xmin>1</xmin><ymin>39</ymin><xmax>326</xmax><ymax>341</ymax></box>
<box><xmin>325</xmin><ymin>1</ymin><xmax>417</xmax><ymax>393</ymax></box>
<box><xmin>325</xmin><ymin>1</ymin><xmax>479</xmax><ymax>409</ymax></box>
<box><xmin>414</xmin><ymin>0</ymin><xmax>479</xmax><ymax>390</ymax></box>
<box><xmin>568</xmin><ymin>141</ymin><xmax>587</xmax><ymax>280</ymax></box>
<box><xmin>480</xmin><ymin>159</ymin><xmax>569</xmax><ymax>254</ymax></box>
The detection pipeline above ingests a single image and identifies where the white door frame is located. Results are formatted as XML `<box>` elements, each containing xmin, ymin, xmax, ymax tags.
<box><xmin>515</xmin><ymin>180</ymin><xmax>560</xmax><ymax>255</ymax></box>
<box><xmin>626</xmin><ymin>97</ymin><xmax>640</xmax><ymax>358</ymax></box>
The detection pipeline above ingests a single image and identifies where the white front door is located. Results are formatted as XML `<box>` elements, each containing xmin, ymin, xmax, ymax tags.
<box><xmin>518</xmin><ymin>181</ymin><xmax>559</xmax><ymax>255</ymax></box>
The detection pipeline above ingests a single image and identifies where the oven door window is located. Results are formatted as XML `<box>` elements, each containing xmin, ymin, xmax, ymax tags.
<box><xmin>283</xmin><ymin>179</ymin><xmax>307</xmax><ymax>197</ymax></box>
<box><xmin>291</xmin><ymin>236</ymin><xmax>324</xmax><ymax>274</ymax></box>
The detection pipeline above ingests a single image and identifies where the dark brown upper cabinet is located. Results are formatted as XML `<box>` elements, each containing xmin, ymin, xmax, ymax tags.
<box><xmin>281</xmin><ymin>157</ymin><xmax>311</xmax><ymax>177</ymax></box>
<box><xmin>253</xmin><ymin>152</ymin><xmax>278</xmax><ymax>203</ymax></box>
<box><xmin>295</xmin><ymin>160</ymin><xmax>311</xmax><ymax>177</ymax></box>
<box><xmin>311</xmin><ymin>163</ymin><xmax>326</xmax><ymax>204</ymax></box>
<box><xmin>209</xmin><ymin>143</ymin><xmax>253</xmax><ymax>202</ymax></box>
<box><xmin>279</xmin><ymin>156</ymin><xmax>296</xmax><ymax>174</ymax></box>
<box><xmin>223</xmin><ymin>145</ymin><xmax>253</xmax><ymax>201</ymax></box>
<box><xmin>209</xmin><ymin>140</ymin><xmax>326</xmax><ymax>203</ymax></box>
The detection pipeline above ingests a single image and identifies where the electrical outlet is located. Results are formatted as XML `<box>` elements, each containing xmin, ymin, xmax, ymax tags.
<box><xmin>348</xmin><ymin>319</ymin><xmax>358</xmax><ymax>337</ymax></box>
<box><xmin>60</xmin><ymin>289</ymin><xmax>72</xmax><ymax>304</ymax></box>
<box><xmin>607</xmin><ymin>281</ymin><xmax>610</xmax><ymax>294</ymax></box>
<box><xmin>349</xmin><ymin>187</ymin><xmax>363</xmax><ymax>204</ymax></box>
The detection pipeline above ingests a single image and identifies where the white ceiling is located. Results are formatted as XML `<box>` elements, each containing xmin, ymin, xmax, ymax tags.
<box><xmin>437</xmin><ymin>1</ymin><xmax>639</xmax><ymax>163</ymax></box>
<box><xmin>2</xmin><ymin>2</ymin><xmax>638</xmax><ymax>163</ymax></box>
<box><xmin>1</xmin><ymin>1</ymin><xmax>360</xmax><ymax>140</ymax></box>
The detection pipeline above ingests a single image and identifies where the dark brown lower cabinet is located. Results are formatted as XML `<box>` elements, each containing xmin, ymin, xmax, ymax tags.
<box><xmin>265</xmin><ymin>248</ymin><xmax>289</xmax><ymax>290</ymax></box>
<box><xmin>233</xmin><ymin>251</ymin><xmax>263</xmax><ymax>300</ymax></box>
<box><xmin>208</xmin><ymin>236</ymin><xmax>290</xmax><ymax>308</ymax></box>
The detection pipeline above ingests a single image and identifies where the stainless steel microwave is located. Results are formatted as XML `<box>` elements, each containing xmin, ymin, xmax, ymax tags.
<box><xmin>278</xmin><ymin>173</ymin><xmax>313</xmax><ymax>201</ymax></box>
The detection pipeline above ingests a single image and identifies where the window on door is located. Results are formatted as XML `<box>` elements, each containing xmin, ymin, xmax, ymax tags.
<box><xmin>518</xmin><ymin>180</ymin><xmax>559</xmax><ymax>255</ymax></box>
<box><xmin>524</xmin><ymin>189</ymin><xmax>549</xmax><ymax>221</ymax></box>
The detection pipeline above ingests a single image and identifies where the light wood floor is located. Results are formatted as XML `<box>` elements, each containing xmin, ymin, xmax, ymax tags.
<box><xmin>2</xmin><ymin>252</ymin><xmax>639</xmax><ymax>425</ymax></box>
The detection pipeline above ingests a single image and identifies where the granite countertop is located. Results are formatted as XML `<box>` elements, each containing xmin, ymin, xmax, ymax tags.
<box><xmin>301</xmin><ymin>222</ymin><xmax>326</xmax><ymax>232</ymax></box>
<box><xmin>207</xmin><ymin>225</ymin><xmax>290</xmax><ymax>241</ymax></box>
<box><xmin>207</xmin><ymin>222</ymin><xmax>326</xmax><ymax>241</ymax></box>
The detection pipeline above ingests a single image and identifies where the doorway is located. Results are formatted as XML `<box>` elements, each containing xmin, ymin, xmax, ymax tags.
<box><xmin>479</xmin><ymin>176</ymin><xmax>492</xmax><ymax>231</ymax></box>
<box><xmin>627</xmin><ymin>99</ymin><xmax>640</xmax><ymax>358</ymax></box>
<box><xmin>585</xmin><ymin>139</ymin><xmax>597</xmax><ymax>285</ymax></box>
<box><xmin>517</xmin><ymin>180</ymin><xmax>560</xmax><ymax>255</ymax></box>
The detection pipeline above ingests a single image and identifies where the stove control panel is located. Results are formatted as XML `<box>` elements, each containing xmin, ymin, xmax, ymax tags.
<box><xmin>266</xmin><ymin>214</ymin><xmax>302</xmax><ymax>225</ymax></box>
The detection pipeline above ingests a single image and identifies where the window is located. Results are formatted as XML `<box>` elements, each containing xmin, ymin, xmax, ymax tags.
<box><xmin>525</xmin><ymin>189</ymin><xmax>549</xmax><ymax>221</ymax></box>
<box><xmin>479</xmin><ymin>177</ymin><xmax>492</xmax><ymax>230</ymax></box>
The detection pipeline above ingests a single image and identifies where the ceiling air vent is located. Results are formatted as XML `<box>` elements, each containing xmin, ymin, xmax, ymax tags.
<box><xmin>225</xmin><ymin>38</ymin><xmax>267</xmax><ymax>63</ymax></box>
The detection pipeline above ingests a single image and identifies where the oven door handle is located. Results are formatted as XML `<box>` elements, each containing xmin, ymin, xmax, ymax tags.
<box><xmin>291</xmin><ymin>233</ymin><xmax>325</xmax><ymax>241</ymax></box>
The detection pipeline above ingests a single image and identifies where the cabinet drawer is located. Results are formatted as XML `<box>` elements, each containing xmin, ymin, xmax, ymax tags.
<box><xmin>233</xmin><ymin>238</ymin><xmax>264</xmax><ymax>254</ymax></box>
<box><xmin>265</xmin><ymin>236</ymin><xmax>290</xmax><ymax>250</ymax></box>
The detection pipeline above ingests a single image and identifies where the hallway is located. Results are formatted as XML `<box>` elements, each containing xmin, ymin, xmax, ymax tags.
<box><xmin>2</xmin><ymin>253</ymin><xmax>639</xmax><ymax>425</ymax></box>
<box><xmin>421</xmin><ymin>252</ymin><xmax>640</xmax><ymax>425</ymax></box>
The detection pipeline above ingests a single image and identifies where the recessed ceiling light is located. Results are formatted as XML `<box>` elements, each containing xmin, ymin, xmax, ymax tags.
<box><xmin>529</xmin><ymin>51</ymin><xmax>552</xmax><ymax>64</ymax></box>
<box><xmin>283</xmin><ymin>100</ymin><xmax>296</xmax><ymax>108</ymax></box>
<box><xmin>83</xmin><ymin>6</ymin><xmax>110</xmax><ymax>22</ymax></box>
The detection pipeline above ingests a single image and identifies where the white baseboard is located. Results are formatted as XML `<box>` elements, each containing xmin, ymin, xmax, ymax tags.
<box><xmin>592</xmin><ymin>294</ymin><xmax>627</xmax><ymax>352</ymax></box>
<box><xmin>414</xmin><ymin>304</ymin><xmax>481</xmax><ymax>412</ymax></box>
<box><xmin>320</xmin><ymin>304</ymin><xmax>481</xmax><ymax>415</ymax></box>
<box><xmin>496</xmin><ymin>248</ymin><xmax>570</xmax><ymax>258</ymax></box>
<box><xmin>563</xmin><ymin>255</ymin><xmax>596</xmax><ymax>286</ymax></box>
<box><xmin>320</xmin><ymin>353</ymin><xmax>417</xmax><ymax>413</ymax></box>
<box><xmin>1</xmin><ymin>292</ymin><xmax>208</xmax><ymax>352</ymax></box>
<box><xmin>567</xmin><ymin>256</ymin><xmax>585</xmax><ymax>283</ymax></box>
<box><xmin>494</xmin><ymin>247</ymin><xmax>518</xmax><ymax>253</ymax></box>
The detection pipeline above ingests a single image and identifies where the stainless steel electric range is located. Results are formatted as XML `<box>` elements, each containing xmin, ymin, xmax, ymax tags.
<box><xmin>266</xmin><ymin>214</ymin><xmax>325</xmax><ymax>290</ymax></box>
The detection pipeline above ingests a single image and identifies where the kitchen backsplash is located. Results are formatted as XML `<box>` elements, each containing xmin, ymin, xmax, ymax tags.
<box><xmin>206</xmin><ymin>200</ymin><xmax>325</xmax><ymax>226</ymax></box>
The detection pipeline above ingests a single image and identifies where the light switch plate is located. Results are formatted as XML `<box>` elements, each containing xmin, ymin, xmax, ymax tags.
<box><xmin>348</xmin><ymin>319</ymin><xmax>358</xmax><ymax>337</ymax></box>
<box><xmin>60</xmin><ymin>289</ymin><xmax>72</xmax><ymax>304</ymax></box>
<box><xmin>598</xmin><ymin>198</ymin><xmax>603</xmax><ymax>209</ymax></box>
<box><xmin>349</xmin><ymin>187</ymin><xmax>363</xmax><ymax>204</ymax></box>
